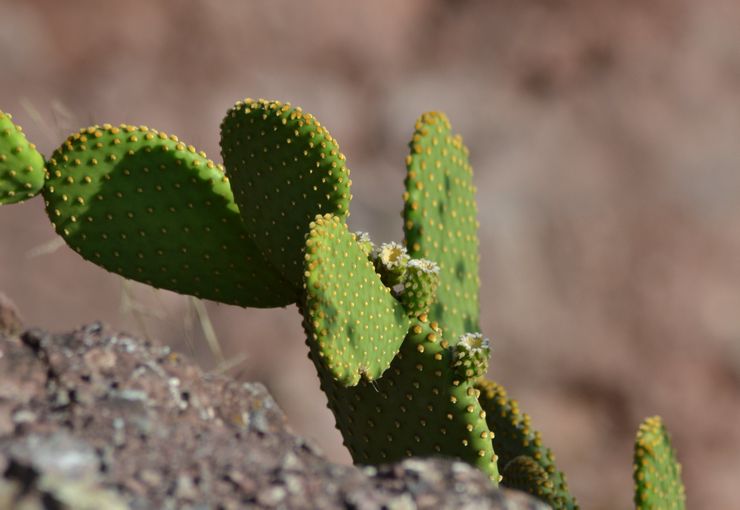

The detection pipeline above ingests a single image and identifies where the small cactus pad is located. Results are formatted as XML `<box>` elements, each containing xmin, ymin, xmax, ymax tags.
<box><xmin>501</xmin><ymin>455</ymin><xmax>557</xmax><ymax>503</ymax></box>
<box><xmin>0</xmin><ymin>111</ymin><xmax>45</xmax><ymax>204</ymax></box>
<box><xmin>44</xmin><ymin>124</ymin><xmax>295</xmax><ymax>307</ymax></box>
<box><xmin>372</xmin><ymin>241</ymin><xmax>410</xmax><ymax>287</ymax></box>
<box><xmin>221</xmin><ymin>99</ymin><xmax>351</xmax><ymax>289</ymax></box>
<box><xmin>303</xmin><ymin>214</ymin><xmax>410</xmax><ymax>386</ymax></box>
<box><xmin>310</xmin><ymin>316</ymin><xmax>500</xmax><ymax>483</ymax></box>
<box><xmin>403</xmin><ymin>112</ymin><xmax>479</xmax><ymax>340</ymax></box>
<box><xmin>633</xmin><ymin>416</ymin><xmax>686</xmax><ymax>510</ymax></box>
<box><xmin>452</xmin><ymin>332</ymin><xmax>490</xmax><ymax>380</ymax></box>
<box><xmin>399</xmin><ymin>258</ymin><xmax>440</xmax><ymax>318</ymax></box>
<box><xmin>476</xmin><ymin>379</ymin><xmax>577</xmax><ymax>509</ymax></box>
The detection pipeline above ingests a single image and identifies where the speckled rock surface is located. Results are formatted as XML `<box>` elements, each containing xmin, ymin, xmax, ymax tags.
<box><xmin>0</xmin><ymin>296</ymin><xmax>547</xmax><ymax>510</ymax></box>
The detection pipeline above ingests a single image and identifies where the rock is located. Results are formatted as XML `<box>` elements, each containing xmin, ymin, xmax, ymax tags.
<box><xmin>0</xmin><ymin>315</ymin><xmax>547</xmax><ymax>509</ymax></box>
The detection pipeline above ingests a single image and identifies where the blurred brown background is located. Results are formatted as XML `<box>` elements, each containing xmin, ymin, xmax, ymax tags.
<box><xmin>2</xmin><ymin>0</ymin><xmax>739</xmax><ymax>508</ymax></box>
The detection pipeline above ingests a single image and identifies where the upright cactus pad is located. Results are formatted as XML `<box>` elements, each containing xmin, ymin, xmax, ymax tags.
<box><xmin>303</xmin><ymin>214</ymin><xmax>409</xmax><ymax>386</ymax></box>
<box><xmin>44</xmin><ymin>124</ymin><xmax>295</xmax><ymax>307</ymax></box>
<box><xmin>633</xmin><ymin>416</ymin><xmax>686</xmax><ymax>510</ymax></box>
<box><xmin>403</xmin><ymin>112</ymin><xmax>480</xmax><ymax>339</ymax></box>
<box><xmin>311</xmin><ymin>315</ymin><xmax>500</xmax><ymax>483</ymax></box>
<box><xmin>476</xmin><ymin>379</ymin><xmax>577</xmax><ymax>510</ymax></box>
<box><xmin>0</xmin><ymin>111</ymin><xmax>45</xmax><ymax>204</ymax></box>
<box><xmin>221</xmin><ymin>99</ymin><xmax>352</xmax><ymax>289</ymax></box>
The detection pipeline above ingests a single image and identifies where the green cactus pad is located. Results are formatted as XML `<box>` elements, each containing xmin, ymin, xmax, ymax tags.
<box><xmin>221</xmin><ymin>98</ymin><xmax>352</xmax><ymax>289</ymax></box>
<box><xmin>477</xmin><ymin>379</ymin><xmax>577</xmax><ymax>509</ymax></box>
<box><xmin>633</xmin><ymin>416</ymin><xmax>686</xmax><ymax>510</ymax></box>
<box><xmin>303</xmin><ymin>213</ymin><xmax>409</xmax><ymax>386</ymax></box>
<box><xmin>501</xmin><ymin>455</ymin><xmax>557</xmax><ymax>503</ymax></box>
<box><xmin>308</xmin><ymin>315</ymin><xmax>500</xmax><ymax>484</ymax></box>
<box><xmin>403</xmin><ymin>112</ymin><xmax>479</xmax><ymax>340</ymax></box>
<box><xmin>44</xmin><ymin>124</ymin><xmax>295</xmax><ymax>307</ymax></box>
<box><xmin>0</xmin><ymin>111</ymin><xmax>45</xmax><ymax>204</ymax></box>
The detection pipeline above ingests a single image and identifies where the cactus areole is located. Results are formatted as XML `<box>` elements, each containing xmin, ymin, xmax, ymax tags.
<box><xmin>0</xmin><ymin>98</ymin><xmax>687</xmax><ymax>509</ymax></box>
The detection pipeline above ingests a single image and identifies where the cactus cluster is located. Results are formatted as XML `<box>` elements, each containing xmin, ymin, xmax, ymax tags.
<box><xmin>1</xmin><ymin>99</ymin><xmax>686</xmax><ymax>508</ymax></box>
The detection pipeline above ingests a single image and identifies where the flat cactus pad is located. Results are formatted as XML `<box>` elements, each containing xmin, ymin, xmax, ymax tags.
<box><xmin>44</xmin><ymin>124</ymin><xmax>295</xmax><ymax>307</ymax></box>
<box><xmin>221</xmin><ymin>99</ymin><xmax>351</xmax><ymax>289</ymax></box>
<box><xmin>303</xmin><ymin>213</ymin><xmax>409</xmax><ymax>386</ymax></box>
<box><xmin>501</xmin><ymin>455</ymin><xmax>557</xmax><ymax>504</ymax></box>
<box><xmin>476</xmin><ymin>379</ymin><xmax>577</xmax><ymax>509</ymax></box>
<box><xmin>633</xmin><ymin>416</ymin><xmax>686</xmax><ymax>510</ymax></box>
<box><xmin>403</xmin><ymin>112</ymin><xmax>479</xmax><ymax>340</ymax></box>
<box><xmin>0</xmin><ymin>111</ymin><xmax>45</xmax><ymax>205</ymax></box>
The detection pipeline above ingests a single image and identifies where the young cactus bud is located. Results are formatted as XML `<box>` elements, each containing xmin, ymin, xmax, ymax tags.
<box><xmin>354</xmin><ymin>231</ymin><xmax>375</xmax><ymax>258</ymax></box>
<box><xmin>371</xmin><ymin>241</ymin><xmax>409</xmax><ymax>287</ymax></box>
<box><xmin>452</xmin><ymin>332</ymin><xmax>490</xmax><ymax>380</ymax></box>
<box><xmin>399</xmin><ymin>258</ymin><xmax>440</xmax><ymax>317</ymax></box>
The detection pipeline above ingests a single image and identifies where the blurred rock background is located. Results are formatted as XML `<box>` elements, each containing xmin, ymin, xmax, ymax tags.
<box><xmin>1</xmin><ymin>1</ymin><xmax>739</xmax><ymax>508</ymax></box>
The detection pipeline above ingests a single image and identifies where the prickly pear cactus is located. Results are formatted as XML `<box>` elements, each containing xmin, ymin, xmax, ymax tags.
<box><xmin>476</xmin><ymin>379</ymin><xmax>578</xmax><ymax>510</ymax></box>
<box><xmin>44</xmin><ymin>124</ymin><xmax>295</xmax><ymax>307</ymax></box>
<box><xmin>403</xmin><ymin>112</ymin><xmax>479</xmax><ymax>339</ymax></box>
<box><xmin>0</xmin><ymin>111</ymin><xmax>45</xmax><ymax>205</ymax></box>
<box><xmin>303</xmin><ymin>214</ymin><xmax>409</xmax><ymax>385</ymax></box>
<box><xmin>0</xmin><ymin>97</ymin><xmax>689</xmax><ymax>508</ymax></box>
<box><xmin>221</xmin><ymin>99</ymin><xmax>351</xmax><ymax>290</ymax></box>
<box><xmin>633</xmin><ymin>416</ymin><xmax>686</xmax><ymax>510</ymax></box>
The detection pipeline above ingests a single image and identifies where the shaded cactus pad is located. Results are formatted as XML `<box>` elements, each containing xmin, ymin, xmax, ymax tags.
<box><xmin>633</xmin><ymin>416</ymin><xmax>686</xmax><ymax>510</ymax></box>
<box><xmin>44</xmin><ymin>124</ymin><xmax>295</xmax><ymax>307</ymax></box>
<box><xmin>0</xmin><ymin>111</ymin><xmax>45</xmax><ymax>205</ymax></box>
<box><xmin>221</xmin><ymin>99</ymin><xmax>352</xmax><ymax>289</ymax></box>
<box><xmin>312</xmin><ymin>316</ymin><xmax>500</xmax><ymax>483</ymax></box>
<box><xmin>303</xmin><ymin>213</ymin><xmax>409</xmax><ymax>386</ymax></box>
<box><xmin>476</xmin><ymin>379</ymin><xmax>577</xmax><ymax>510</ymax></box>
<box><xmin>403</xmin><ymin>112</ymin><xmax>479</xmax><ymax>339</ymax></box>
<box><xmin>501</xmin><ymin>455</ymin><xmax>557</xmax><ymax>504</ymax></box>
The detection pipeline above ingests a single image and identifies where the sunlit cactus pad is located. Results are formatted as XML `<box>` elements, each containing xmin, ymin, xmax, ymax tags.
<box><xmin>633</xmin><ymin>416</ymin><xmax>686</xmax><ymax>510</ymax></box>
<box><xmin>44</xmin><ymin>124</ymin><xmax>295</xmax><ymax>307</ymax></box>
<box><xmin>476</xmin><ymin>379</ymin><xmax>577</xmax><ymax>509</ymax></box>
<box><xmin>312</xmin><ymin>316</ymin><xmax>500</xmax><ymax>483</ymax></box>
<box><xmin>0</xmin><ymin>111</ymin><xmax>45</xmax><ymax>205</ymax></box>
<box><xmin>403</xmin><ymin>112</ymin><xmax>479</xmax><ymax>339</ymax></box>
<box><xmin>221</xmin><ymin>98</ymin><xmax>352</xmax><ymax>289</ymax></box>
<box><xmin>303</xmin><ymin>213</ymin><xmax>409</xmax><ymax>385</ymax></box>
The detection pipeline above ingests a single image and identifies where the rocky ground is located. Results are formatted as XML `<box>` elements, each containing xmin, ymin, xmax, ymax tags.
<box><xmin>0</xmin><ymin>294</ymin><xmax>545</xmax><ymax>509</ymax></box>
